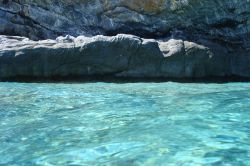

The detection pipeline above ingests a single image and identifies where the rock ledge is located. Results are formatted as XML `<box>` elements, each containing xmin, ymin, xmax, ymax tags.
<box><xmin>0</xmin><ymin>34</ymin><xmax>249</xmax><ymax>81</ymax></box>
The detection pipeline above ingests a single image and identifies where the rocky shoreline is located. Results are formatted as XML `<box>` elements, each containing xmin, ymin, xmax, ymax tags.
<box><xmin>0</xmin><ymin>34</ymin><xmax>250</xmax><ymax>82</ymax></box>
<box><xmin>0</xmin><ymin>0</ymin><xmax>249</xmax><ymax>82</ymax></box>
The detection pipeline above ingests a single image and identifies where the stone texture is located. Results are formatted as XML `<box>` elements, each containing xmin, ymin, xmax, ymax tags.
<box><xmin>0</xmin><ymin>0</ymin><xmax>249</xmax><ymax>81</ymax></box>
<box><xmin>0</xmin><ymin>0</ymin><xmax>249</xmax><ymax>50</ymax></box>
<box><xmin>0</xmin><ymin>34</ymin><xmax>248</xmax><ymax>81</ymax></box>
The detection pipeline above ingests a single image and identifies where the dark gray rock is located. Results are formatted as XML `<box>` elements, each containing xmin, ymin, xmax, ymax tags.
<box><xmin>0</xmin><ymin>0</ymin><xmax>249</xmax><ymax>50</ymax></box>
<box><xmin>0</xmin><ymin>34</ymin><xmax>249</xmax><ymax>81</ymax></box>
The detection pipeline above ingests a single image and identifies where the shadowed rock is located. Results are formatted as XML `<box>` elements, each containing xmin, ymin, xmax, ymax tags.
<box><xmin>0</xmin><ymin>34</ymin><xmax>248</xmax><ymax>81</ymax></box>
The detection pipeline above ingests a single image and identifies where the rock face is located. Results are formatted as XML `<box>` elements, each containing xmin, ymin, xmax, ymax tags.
<box><xmin>0</xmin><ymin>0</ymin><xmax>249</xmax><ymax>81</ymax></box>
<box><xmin>0</xmin><ymin>0</ymin><xmax>249</xmax><ymax>49</ymax></box>
<box><xmin>0</xmin><ymin>34</ymin><xmax>249</xmax><ymax>81</ymax></box>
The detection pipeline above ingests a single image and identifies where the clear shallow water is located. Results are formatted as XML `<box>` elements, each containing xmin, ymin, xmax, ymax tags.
<box><xmin>0</xmin><ymin>82</ymin><xmax>250</xmax><ymax>166</ymax></box>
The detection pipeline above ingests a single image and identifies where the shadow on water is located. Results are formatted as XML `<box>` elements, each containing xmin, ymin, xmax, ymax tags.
<box><xmin>204</xmin><ymin>148</ymin><xmax>248</xmax><ymax>166</ymax></box>
<box><xmin>1</xmin><ymin>75</ymin><xmax>250</xmax><ymax>84</ymax></box>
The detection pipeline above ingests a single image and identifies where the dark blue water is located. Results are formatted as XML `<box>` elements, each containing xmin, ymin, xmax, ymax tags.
<box><xmin>0</xmin><ymin>82</ymin><xmax>250</xmax><ymax>165</ymax></box>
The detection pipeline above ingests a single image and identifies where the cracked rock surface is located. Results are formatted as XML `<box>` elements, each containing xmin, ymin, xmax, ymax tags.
<box><xmin>0</xmin><ymin>0</ymin><xmax>249</xmax><ymax>49</ymax></box>
<box><xmin>0</xmin><ymin>34</ymin><xmax>249</xmax><ymax>81</ymax></box>
<box><xmin>0</xmin><ymin>0</ymin><xmax>249</xmax><ymax>81</ymax></box>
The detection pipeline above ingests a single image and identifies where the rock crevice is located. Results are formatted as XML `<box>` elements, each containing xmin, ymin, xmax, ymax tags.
<box><xmin>0</xmin><ymin>0</ymin><xmax>249</xmax><ymax>81</ymax></box>
<box><xmin>0</xmin><ymin>0</ymin><xmax>249</xmax><ymax>47</ymax></box>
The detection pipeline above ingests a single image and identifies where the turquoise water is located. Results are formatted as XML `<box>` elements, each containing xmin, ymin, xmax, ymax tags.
<box><xmin>0</xmin><ymin>82</ymin><xmax>250</xmax><ymax>166</ymax></box>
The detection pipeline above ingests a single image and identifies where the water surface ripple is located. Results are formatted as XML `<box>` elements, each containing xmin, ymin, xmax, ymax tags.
<box><xmin>0</xmin><ymin>82</ymin><xmax>250</xmax><ymax>165</ymax></box>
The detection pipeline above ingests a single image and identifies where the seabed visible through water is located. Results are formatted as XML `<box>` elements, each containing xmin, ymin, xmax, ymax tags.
<box><xmin>0</xmin><ymin>82</ymin><xmax>250</xmax><ymax>165</ymax></box>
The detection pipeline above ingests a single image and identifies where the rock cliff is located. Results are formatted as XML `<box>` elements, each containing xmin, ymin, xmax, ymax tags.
<box><xmin>0</xmin><ymin>0</ymin><xmax>249</xmax><ymax>47</ymax></box>
<box><xmin>0</xmin><ymin>34</ymin><xmax>249</xmax><ymax>81</ymax></box>
<box><xmin>0</xmin><ymin>0</ymin><xmax>250</xmax><ymax>81</ymax></box>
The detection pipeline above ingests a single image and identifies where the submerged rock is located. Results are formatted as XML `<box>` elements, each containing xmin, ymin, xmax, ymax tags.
<box><xmin>0</xmin><ymin>34</ymin><xmax>248</xmax><ymax>81</ymax></box>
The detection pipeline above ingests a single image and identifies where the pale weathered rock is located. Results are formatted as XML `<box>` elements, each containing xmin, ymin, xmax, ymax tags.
<box><xmin>0</xmin><ymin>0</ymin><xmax>249</xmax><ymax>50</ymax></box>
<box><xmin>0</xmin><ymin>34</ymin><xmax>248</xmax><ymax>81</ymax></box>
<box><xmin>0</xmin><ymin>0</ymin><xmax>249</xmax><ymax>81</ymax></box>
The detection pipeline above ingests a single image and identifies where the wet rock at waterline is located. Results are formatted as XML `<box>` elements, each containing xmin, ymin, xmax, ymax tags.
<box><xmin>0</xmin><ymin>34</ymin><xmax>249</xmax><ymax>81</ymax></box>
